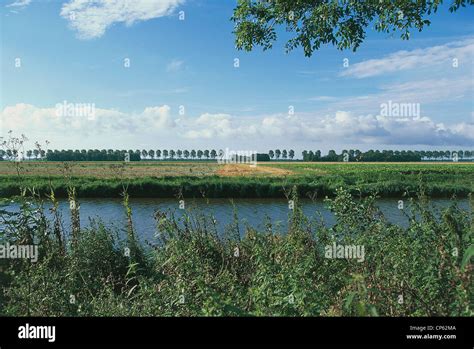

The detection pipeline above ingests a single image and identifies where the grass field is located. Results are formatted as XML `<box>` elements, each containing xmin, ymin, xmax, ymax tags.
<box><xmin>0</xmin><ymin>161</ymin><xmax>472</xmax><ymax>198</ymax></box>
<box><xmin>1</xmin><ymin>160</ymin><xmax>472</xmax><ymax>177</ymax></box>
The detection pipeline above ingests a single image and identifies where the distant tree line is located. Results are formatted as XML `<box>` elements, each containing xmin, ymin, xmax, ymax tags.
<box><xmin>44</xmin><ymin>149</ymin><xmax>142</xmax><ymax>162</ymax></box>
<box><xmin>300</xmin><ymin>149</ymin><xmax>474</xmax><ymax>162</ymax></box>
<box><xmin>0</xmin><ymin>148</ymin><xmax>472</xmax><ymax>162</ymax></box>
<box><xmin>0</xmin><ymin>149</ymin><xmax>46</xmax><ymax>161</ymax></box>
<box><xmin>0</xmin><ymin>149</ymin><xmax>223</xmax><ymax>161</ymax></box>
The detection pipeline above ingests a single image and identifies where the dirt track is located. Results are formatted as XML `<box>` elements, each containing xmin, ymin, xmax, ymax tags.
<box><xmin>216</xmin><ymin>164</ymin><xmax>293</xmax><ymax>177</ymax></box>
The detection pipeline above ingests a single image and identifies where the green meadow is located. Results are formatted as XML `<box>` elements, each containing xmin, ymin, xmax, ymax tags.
<box><xmin>0</xmin><ymin>162</ymin><xmax>472</xmax><ymax>198</ymax></box>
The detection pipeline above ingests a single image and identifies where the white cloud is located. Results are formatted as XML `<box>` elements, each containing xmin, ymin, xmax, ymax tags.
<box><xmin>142</xmin><ymin>105</ymin><xmax>176</xmax><ymax>129</ymax></box>
<box><xmin>116</xmin><ymin>87</ymin><xmax>187</xmax><ymax>98</ymax></box>
<box><xmin>181</xmin><ymin>110</ymin><xmax>473</xmax><ymax>146</ymax></box>
<box><xmin>314</xmin><ymin>77</ymin><xmax>473</xmax><ymax>114</ymax></box>
<box><xmin>6</xmin><ymin>0</ymin><xmax>31</xmax><ymax>8</ymax></box>
<box><xmin>183</xmin><ymin>113</ymin><xmax>258</xmax><ymax>139</ymax></box>
<box><xmin>166</xmin><ymin>59</ymin><xmax>184</xmax><ymax>72</ymax></box>
<box><xmin>6</xmin><ymin>0</ymin><xmax>31</xmax><ymax>12</ymax></box>
<box><xmin>60</xmin><ymin>0</ymin><xmax>185</xmax><ymax>39</ymax></box>
<box><xmin>308</xmin><ymin>96</ymin><xmax>338</xmax><ymax>102</ymax></box>
<box><xmin>281</xmin><ymin>112</ymin><xmax>472</xmax><ymax>145</ymax></box>
<box><xmin>0</xmin><ymin>103</ymin><xmax>176</xmax><ymax>138</ymax></box>
<box><xmin>1</xmin><ymin>104</ymin><xmax>472</xmax><ymax>147</ymax></box>
<box><xmin>341</xmin><ymin>38</ymin><xmax>474</xmax><ymax>78</ymax></box>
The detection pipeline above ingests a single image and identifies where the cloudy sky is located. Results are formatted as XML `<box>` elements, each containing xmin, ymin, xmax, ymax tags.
<box><xmin>1</xmin><ymin>0</ymin><xmax>473</xmax><ymax>154</ymax></box>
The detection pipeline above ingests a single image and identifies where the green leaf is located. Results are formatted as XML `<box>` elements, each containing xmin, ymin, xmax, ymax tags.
<box><xmin>460</xmin><ymin>245</ymin><xmax>474</xmax><ymax>271</ymax></box>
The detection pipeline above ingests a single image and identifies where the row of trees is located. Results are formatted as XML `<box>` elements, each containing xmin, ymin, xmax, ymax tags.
<box><xmin>268</xmin><ymin>149</ymin><xmax>295</xmax><ymax>160</ymax></box>
<box><xmin>301</xmin><ymin>150</ymin><xmax>474</xmax><ymax>162</ymax></box>
<box><xmin>0</xmin><ymin>149</ymin><xmax>46</xmax><ymax>160</ymax></box>
<box><xmin>0</xmin><ymin>149</ymin><xmax>223</xmax><ymax>162</ymax></box>
<box><xmin>1</xmin><ymin>148</ymin><xmax>473</xmax><ymax>162</ymax></box>
<box><xmin>0</xmin><ymin>148</ymin><xmax>295</xmax><ymax>162</ymax></box>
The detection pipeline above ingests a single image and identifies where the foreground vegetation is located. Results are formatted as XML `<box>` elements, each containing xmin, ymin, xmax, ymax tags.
<box><xmin>0</xmin><ymin>185</ymin><xmax>472</xmax><ymax>316</ymax></box>
<box><xmin>0</xmin><ymin>162</ymin><xmax>472</xmax><ymax>198</ymax></box>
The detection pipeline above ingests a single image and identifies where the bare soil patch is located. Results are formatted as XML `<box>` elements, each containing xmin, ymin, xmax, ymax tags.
<box><xmin>216</xmin><ymin>164</ymin><xmax>293</xmax><ymax>177</ymax></box>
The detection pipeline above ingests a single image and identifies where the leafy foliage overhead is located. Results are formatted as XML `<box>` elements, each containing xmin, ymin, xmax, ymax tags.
<box><xmin>232</xmin><ymin>0</ymin><xmax>473</xmax><ymax>56</ymax></box>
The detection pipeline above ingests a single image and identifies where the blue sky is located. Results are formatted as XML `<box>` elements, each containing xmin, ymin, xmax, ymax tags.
<box><xmin>1</xmin><ymin>0</ymin><xmax>473</xmax><ymax>153</ymax></box>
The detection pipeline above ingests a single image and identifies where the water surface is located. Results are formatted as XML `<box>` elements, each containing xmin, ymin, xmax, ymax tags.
<box><xmin>2</xmin><ymin>198</ymin><xmax>469</xmax><ymax>242</ymax></box>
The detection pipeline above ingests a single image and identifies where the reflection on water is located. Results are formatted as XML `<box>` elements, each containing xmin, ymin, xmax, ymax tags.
<box><xmin>2</xmin><ymin>198</ymin><xmax>470</xmax><ymax>242</ymax></box>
